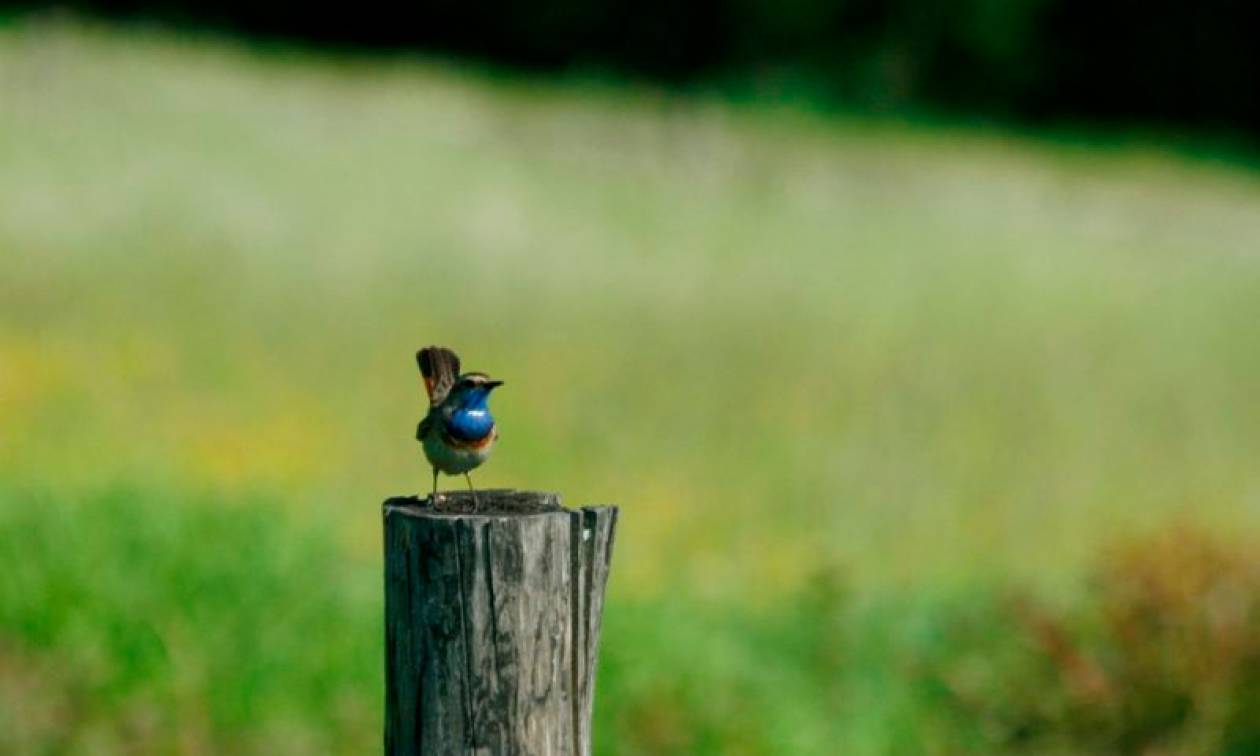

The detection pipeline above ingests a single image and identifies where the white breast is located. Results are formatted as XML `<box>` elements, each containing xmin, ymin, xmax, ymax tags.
<box><xmin>422</xmin><ymin>425</ymin><xmax>497</xmax><ymax>475</ymax></box>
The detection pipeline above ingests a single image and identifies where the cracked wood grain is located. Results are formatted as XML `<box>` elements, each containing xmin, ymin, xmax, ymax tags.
<box><xmin>384</xmin><ymin>490</ymin><xmax>618</xmax><ymax>756</ymax></box>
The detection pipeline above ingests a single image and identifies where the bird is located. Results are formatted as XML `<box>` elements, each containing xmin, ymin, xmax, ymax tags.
<box><xmin>415</xmin><ymin>346</ymin><xmax>503</xmax><ymax>504</ymax></box>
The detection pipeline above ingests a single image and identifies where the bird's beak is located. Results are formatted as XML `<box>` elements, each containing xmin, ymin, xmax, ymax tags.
<box><xmin>486</xmin><ymin>380</ymin><xmax>504</xmax><ymax>390</ymax></box>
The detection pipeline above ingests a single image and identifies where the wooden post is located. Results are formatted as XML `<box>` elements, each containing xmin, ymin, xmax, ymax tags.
<box><xmin>383</xmin><ymin>489</ymin><xmax>618</xmax><ymax>756</ymax></box>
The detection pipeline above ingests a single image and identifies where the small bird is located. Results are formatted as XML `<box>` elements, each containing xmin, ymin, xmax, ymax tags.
<box><xmin>416</xmin><ymin>346</ymin><xmax>503</xmax><ymax>503</ymax></box>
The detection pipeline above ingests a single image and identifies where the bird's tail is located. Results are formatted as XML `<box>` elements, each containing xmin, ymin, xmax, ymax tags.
<box><xmin>417</xmin><ymin>346</ymin><xmax>461</xmax><ymax>405</ymax></box>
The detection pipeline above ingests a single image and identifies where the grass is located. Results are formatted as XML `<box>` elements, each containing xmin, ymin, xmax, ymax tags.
<box><xmin>4</xmin><ymin>17</ymin><xmax>1260</xmax><ymax>754</ymax></box>
<box><xmin>0</xmin><ymin>485</ymin><xmax>379</xmax><ymax>754</ymax></box>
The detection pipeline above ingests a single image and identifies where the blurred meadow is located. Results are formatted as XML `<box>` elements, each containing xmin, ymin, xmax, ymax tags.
<box><xmin>4</xmin><ymin>18</ymin><xmax>1260</xmax><ymax>755</ymax></box>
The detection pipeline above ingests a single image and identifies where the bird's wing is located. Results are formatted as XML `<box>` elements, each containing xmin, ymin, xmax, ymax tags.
<box><xmin>417</xmin><ymin>346</ymin><xmax>461</xmax><ymax>405</ymax></box>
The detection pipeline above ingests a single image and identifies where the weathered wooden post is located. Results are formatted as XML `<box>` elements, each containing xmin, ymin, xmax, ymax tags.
<box><xmin>383</xmin><ymin>489</ymin><xmax>618</xmax><ymax>756</ymax></box>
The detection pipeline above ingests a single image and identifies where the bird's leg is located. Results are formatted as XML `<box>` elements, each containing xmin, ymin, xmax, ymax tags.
<box><xmin>464</xmin><ymin>472</ymin><xmax>481</xmax><ymax>509</ymax></box>
<box><xmin>431</xmin><ymin>467</ymin><xmax>439</xmax><ymax>505</ymax></box>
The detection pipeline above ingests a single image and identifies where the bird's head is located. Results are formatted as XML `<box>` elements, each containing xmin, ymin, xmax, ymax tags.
<box><xmin>448</xmin><ymin>372</ymin><xmax>504</xmax><ymax>410</ymax></box>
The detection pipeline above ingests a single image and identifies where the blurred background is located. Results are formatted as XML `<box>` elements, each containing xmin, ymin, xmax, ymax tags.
<box><xmin>2</xmin><ymin>2</ymin><xmax>1260</xmax><ymax>753</ymax></box>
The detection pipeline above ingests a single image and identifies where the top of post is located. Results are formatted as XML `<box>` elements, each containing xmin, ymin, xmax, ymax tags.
<box><xmin>383</xmin><ymin>488</ymin><xmax>568</xmax><ymax>517</ymax></box>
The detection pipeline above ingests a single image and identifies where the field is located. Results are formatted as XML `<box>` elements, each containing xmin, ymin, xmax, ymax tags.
<box><xmin>4</xmin><ymin>19</ymin><xmax>1260</xmax><ymax>754</ymax></box>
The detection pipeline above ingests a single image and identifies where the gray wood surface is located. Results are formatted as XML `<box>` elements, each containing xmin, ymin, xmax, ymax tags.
<box><xmin>384</xmin><ymin>489</ymin><xmax>618</xmax><ymax>756</ymax></box>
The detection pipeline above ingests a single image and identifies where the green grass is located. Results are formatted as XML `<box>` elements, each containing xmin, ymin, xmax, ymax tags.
<box><xmin>4</xmin><ymin>18</ymin><xmax>1260</xmax><ymax>754</ymax></box>
<box><xmin>0</xmin><ymin>485</ymin><xmax>379</xmax><ymax>754</ymax></box>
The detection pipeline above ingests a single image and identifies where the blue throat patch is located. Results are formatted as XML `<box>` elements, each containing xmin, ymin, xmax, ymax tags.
<box><xmin>446</xmin><ymin>389</ymin><xmax>495</xmax><ymax>441</ymax></box>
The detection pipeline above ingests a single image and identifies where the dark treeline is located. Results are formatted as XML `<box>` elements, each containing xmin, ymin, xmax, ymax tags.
<box><xmin>24</xmin><ymin>0</ymin><xmax>1260</xmax><ymax>133</ymax></box>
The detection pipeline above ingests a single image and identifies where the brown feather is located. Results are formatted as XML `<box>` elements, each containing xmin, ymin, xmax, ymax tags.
<box><xmin>416</xmin><ymin>346</ymin><xmax>461</xmax><ymax>405</ymax></box>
